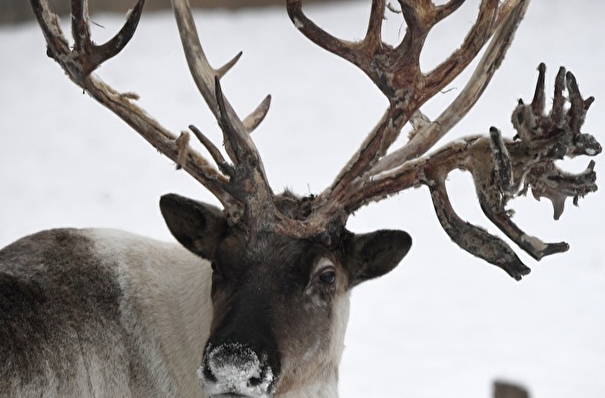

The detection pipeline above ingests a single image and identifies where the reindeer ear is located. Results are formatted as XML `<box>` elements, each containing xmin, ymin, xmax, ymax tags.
<box><xmin>344</xmin><ymin>230</ymin><xmax>412</xmax><ymax>287</ymax></box>
<box><xmin>159</xmin><ymin>193</ymin><xmax>228</xmax><ymax>260</ymax></box>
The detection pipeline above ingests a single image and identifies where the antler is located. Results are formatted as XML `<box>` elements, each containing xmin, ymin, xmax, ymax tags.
<box><xmin>287</xmin><ymin>0</ymin><xmax>601</xmax><ymax>280</ymax></box>
<box><xmin>30</xmin><ymin>0</ymin><xmax>288</xmax><ymax>231</ymax></box>
<box><xmin>288</xmin><ymin>0</ymin><xmax>528</xmax><ymax>216</ymax></box>
<box><xmin>171</xmin><ymin>0</ymin><xmax>283</xmax><ymax>230</ymax></box>
<box><xmin>31</xmin><ymin>0</ymin><xmax>233</xmax><ymax>210</ymax></box>
<box><xmin>31</xmin><ymin>0</ymin><xmax>600</xmax><ymax>278</ymax></box>
<box><xmin>287</xmin><ymin>0</ymin><xmax>601</xmax><ymax>278</ymax></box>
<box><xmin>421</xmin><ymin>64</ymin><xmax>600</xmax><ymax>280</ymax></box>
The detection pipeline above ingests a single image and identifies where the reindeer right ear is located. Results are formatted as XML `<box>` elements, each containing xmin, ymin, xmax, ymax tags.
<box><xmin>344</xmin><ymin>230</ymin><xmax>412</xmax><ymax>288</ymax></box>
<box><xmin>159</xmin><ymin>193</ymin><xmax>228</xmax><ymax>260</ymax></box>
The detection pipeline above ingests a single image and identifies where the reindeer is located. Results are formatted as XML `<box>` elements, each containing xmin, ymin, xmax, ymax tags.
<box><xmin>0</xmin><ymin>0</ymin><xmax>600</xmax><ymax>397</ymax></box>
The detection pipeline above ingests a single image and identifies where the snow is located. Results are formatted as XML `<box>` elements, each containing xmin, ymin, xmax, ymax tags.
<box><xmin>1</xmin><ymin>1</ymin><xmax>604</xmax><ymax>397</ymax></box>
<box><xmin>201</xmin><ymin>343</ymin><xmax>274</xmax><ymax>397</ymax></box>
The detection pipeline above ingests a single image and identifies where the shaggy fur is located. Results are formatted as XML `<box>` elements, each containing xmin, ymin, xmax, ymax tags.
<box><xmin>0</xmin><ymin>228</ymin><xmax>212</xmax><ymax>397</ymax></box>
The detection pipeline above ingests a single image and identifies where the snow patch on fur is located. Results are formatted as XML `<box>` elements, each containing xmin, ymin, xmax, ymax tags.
<box><xmin>200</xmin><ymin>343</ymin><xmax>274</xmax><ymax>398</ymax></box>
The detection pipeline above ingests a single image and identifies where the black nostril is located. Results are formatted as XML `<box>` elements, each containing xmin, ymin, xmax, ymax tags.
<box><xmin>202</xmin><ymin>362</ymin><xmax>217</xmax><ymax>383</ymax></box>
<box><xmin>247</xmin><ymin>361</ymin><xmax>273</xmax><ymax>388</ymax></box>
<box><xmin>249</xmin><ymin>376</ymin><xmax>262</xmax><ymax>387</ymax></box>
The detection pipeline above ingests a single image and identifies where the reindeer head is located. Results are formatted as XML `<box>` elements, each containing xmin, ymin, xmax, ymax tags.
<box><xmin>160</xmin><ymin>193</ymin><xmax>411</xmax><ymax>396</ymax></box>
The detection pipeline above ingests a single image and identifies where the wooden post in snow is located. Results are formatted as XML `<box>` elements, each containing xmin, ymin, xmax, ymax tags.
<box><xmin>494</xmin><ymin>381</ymin><xmax>530</xmax><ymax>398</ymax></box>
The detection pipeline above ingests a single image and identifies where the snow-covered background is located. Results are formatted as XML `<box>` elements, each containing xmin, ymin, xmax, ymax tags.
<box><xmin>1</xmin><ymin>1</ymin><xmax>603</xmax><ymax>397</ymax></box>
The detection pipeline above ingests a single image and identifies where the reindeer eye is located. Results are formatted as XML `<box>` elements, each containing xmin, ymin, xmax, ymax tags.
<box><xmin>211</xmin><ymin>262</ymin><xmax>218</xmax><ymax>272</ymax></box>
<box><xmin>319</xmin><ymin>269</ymin><xmax>336</xmax><ymax>285</ymax></box>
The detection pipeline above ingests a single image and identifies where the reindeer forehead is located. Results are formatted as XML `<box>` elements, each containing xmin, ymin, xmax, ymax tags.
<box><xmin>216</xmin><ymin>231</ymin><xmax>336</xmax><ymax>275</ymax></box>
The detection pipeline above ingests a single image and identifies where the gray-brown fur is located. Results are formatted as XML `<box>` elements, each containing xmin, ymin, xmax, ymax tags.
<box><xmin>0</xmin><ymin>229</ymin><xmax>129</xmax><ymax>396</ymax></box>
<box><xmin>0</xmin><ymin>228</ymin><xmax>214</xmax><ymax>397</ymax></box>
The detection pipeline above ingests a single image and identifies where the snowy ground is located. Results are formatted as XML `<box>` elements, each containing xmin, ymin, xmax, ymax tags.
<box><xmin>1</xmin><ymin>1</ymin><xmax>604</xmax><ymax>397</ymax></box>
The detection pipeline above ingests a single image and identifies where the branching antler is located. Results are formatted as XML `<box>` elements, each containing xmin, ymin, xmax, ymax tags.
<box><xmin>430</xmin><ymin>67</ymin><xmax>599</xmax><ymax>278</ymax></box>
<box><xmin>31</xmin><ymin>0</ymin><xmax>238</xmax><ymax>210</ymax></box>
<box><xmin>287</xmin><ymin>0</ymin><xmax>600</xmax><ymax>278</ymax></box>
<box><xmin>287</xmin><ymin>0</ymin><xmax>528</xmax><ymax>213</ymax></box>
<box><xmin>31</xmin><ymin>0</ymin><xmax>286</xmax><ymax>231</ymax></box>
<box><xmin>30</xmin><ymin>0</ymin><xmax>600</xmax><ymax>279</ymax></box>
<box><xmin>337</xmin><ymin>63</ymin><xmax>601</xmax><ymax>280</ymax></box>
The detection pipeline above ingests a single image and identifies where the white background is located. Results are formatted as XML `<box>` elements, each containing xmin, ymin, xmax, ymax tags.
<box><xmin>1</xmin><ymin>1</ymin><xmax>603</xmax><ymax>396</ymax></box>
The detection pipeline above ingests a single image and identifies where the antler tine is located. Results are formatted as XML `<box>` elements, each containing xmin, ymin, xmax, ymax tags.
<box><xmin>566</xmin><ymin>70</ymin><xmax>587</xmax><ymax>134</ymax></box>
<box><xmin>429</xmin><ymin>176</ymin><xmax>531</xmax><ymax>281</ymax></box>
<box><xmin>30</xmin><ymin>0</ymin><xmax>69</xmax><ymax>54</ymax></box>
<box><xmin>551</xmin><ymin>66</ymin><xmax>567</xmax><ymax>124</ymax></box>
<box><xmin>243</xmin><ymin>94</ymin><xmax>272</xmax><ymax>134</ymax></box>
<box><xmin>70</xmin><ymin>0</ymin><xmax>92</xmax><ymax>54</ymax></box>
<box><xmin>286</xmin><ymin>0</ymin><xmax>360</xmax><ymax>68</ymax></box>
<box><xmin>188</xmin><ymin>124</ymin><xmax>235</xmax><ymax>178</ymax></box>
<box><xmin>434</xmin><ymin>0</ymin><xmax>466</xmax><ymax>22</ymax></box>
<box><xmin>364</xmin><ymin>0</ymin><xmax>385</xmax><ymax>50</ymax></box>
<box><xmin>530</xmin><ymin>62</ymin><xmax>547</xmax><ymax>116</ymax></box>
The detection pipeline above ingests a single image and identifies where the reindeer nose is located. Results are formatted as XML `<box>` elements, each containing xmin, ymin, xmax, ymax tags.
<box><xmin>200</xmin><ymin>342</ymin><xmax>275</xmax><ymax>396</ymax></box>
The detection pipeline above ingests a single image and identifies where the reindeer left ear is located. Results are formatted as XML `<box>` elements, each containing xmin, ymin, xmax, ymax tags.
<box><xmin>159</xmin><ymin>193</ymin><xmax>228</xmax><ymax>260</ymax></box>
<box><xmin>344</xmin><ymin>230</ymin><xmax>412</xmax><ymax>287</ymax></box>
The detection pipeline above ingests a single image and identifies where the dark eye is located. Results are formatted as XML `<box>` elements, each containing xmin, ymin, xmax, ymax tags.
<box><xmin>211</xmin><ymin>261</ymin><xmax>218</xmax><ymax>272</ymax></box>
<box><xmin>319</xmin><ymin>269</ymin><xmax>336</xmax><ymax>285</ymax></box>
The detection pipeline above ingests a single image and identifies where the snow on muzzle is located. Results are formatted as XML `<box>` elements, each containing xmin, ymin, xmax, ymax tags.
<box><xmin>199</xmin><ymin>342</ymin><xmax>276</xmax><ymax>398</ymax></box>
